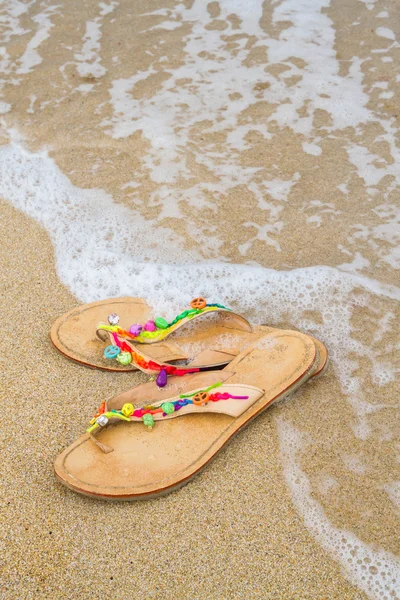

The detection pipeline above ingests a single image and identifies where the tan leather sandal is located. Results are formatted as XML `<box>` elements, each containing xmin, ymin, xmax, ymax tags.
<box><xmin>54</xmin><ymin>330</ymin><xmax>326</xmax><ymax>500</ymax></box>
<box><xmin>50</xmin><ymin>297</ymin><xmax>327</xmax><ymax>378</ymax></box>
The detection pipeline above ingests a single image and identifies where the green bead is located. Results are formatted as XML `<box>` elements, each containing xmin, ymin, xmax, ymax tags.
<box><xmin>142</xmin><ymin>414</ymin><xmax>155</xmax><ymax>429</ymax></box>
<box><xmin>116</xmin><ymin>351</ymin><xmax>132</xmax><ymax>365</ymax></box>
<box><xmin>155</xmin><ymin>317</ymin><xmax>169</xmax><ymax>329</ymax></box>
<box><xmin>177</xmin><ymin>310</ymin><xmax>189</xmax><ymax>320</ymax></box>
<box><xmin>161</xmin><ymin>402</ymin><xmax>175</xmax><ymax>415</ymax></box>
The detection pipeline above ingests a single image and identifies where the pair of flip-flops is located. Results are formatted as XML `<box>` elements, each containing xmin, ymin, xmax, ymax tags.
<box><xmin>53</xmin><ymin>297</ymin><xmax>328</xmax><ymax>500</ymax></box>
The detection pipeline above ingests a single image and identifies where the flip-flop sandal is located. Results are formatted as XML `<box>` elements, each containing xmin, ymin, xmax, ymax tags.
<box><xmin>50</xmin><ymin>297</ymin><xmax>327</xmax><ymax>376</ymax></box>
<box><xmin>54</xmin><ymin>330</ymin><xmax>325</xmax><ymax>500</ymax></box>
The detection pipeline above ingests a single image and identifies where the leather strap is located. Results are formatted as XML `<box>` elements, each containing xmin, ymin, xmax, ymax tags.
<box><xmin>89</xmin><ymin>433</ymin><xmax>114</xmax><ymax>454</ymax></box>
<box><xmin>88</xmin><ymin>382</ymin><xmax>264</xmax><ymax>453</ymax></box>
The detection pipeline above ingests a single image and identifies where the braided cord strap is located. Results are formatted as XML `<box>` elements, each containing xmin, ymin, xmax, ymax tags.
<box><xmin>96</xmin><ymin>300</ymin><xmax>251</xmax><ymax>346</ymax></box>
<box><xmin>111</xmin><ymin>333</ymin><xmax>200</xmax><ymax>377</ymax></box>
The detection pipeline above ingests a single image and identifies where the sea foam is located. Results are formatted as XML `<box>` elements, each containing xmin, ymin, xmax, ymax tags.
<box><xmin>277</xmin><ymin>419</ymin><xmax>400</xmax><ymax>600</ymax></box>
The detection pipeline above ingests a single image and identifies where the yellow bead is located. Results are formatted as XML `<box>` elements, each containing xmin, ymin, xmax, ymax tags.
<box><xmin>122</xmin><ymin>403</ymin><xmax>134</xmax><ymax>417</ymax></box>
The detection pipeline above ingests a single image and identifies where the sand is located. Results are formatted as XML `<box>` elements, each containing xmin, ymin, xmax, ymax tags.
<box><xmin>0</xmin><ymin>0</ymin><xmax>399</xmax><ymax>598</ymax></box>
<box><xmin>0</xmin><ymin>199</ymin><xmax>369</xmax><ymax>599</ymax></box>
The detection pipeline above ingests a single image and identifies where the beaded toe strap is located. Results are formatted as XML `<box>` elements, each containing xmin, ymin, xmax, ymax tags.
<box><xmin>96</xmin><ymin>298</ymin><xmax>252</xmax><ymax>346</ymax></box>
<box><xmin>87</xmin><ymin>382</ymin><xmax>264</xmax><ymax>453</ymax></box>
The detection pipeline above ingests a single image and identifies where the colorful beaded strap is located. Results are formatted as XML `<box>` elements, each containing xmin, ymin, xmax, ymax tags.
<box><xmin>102</xmin><ymin>333</ymin><xmax>200</xmax><ymax>385</ymax></box>
<box><xmin>88</xmin><ymin>382</ymin><xmax>263</xmax><ymax>442</ymax></box>
<box><xmin>97</xmin><ymin>297</ymin><xmax>252</xmax><ymax>386</ymax></box>
<box><xmin>96</xmin><ymin>297</ymin><xmax>250</xmax><ymax>346</ymax></box>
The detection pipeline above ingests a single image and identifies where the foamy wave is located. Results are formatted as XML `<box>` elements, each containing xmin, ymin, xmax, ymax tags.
<box><xmin>0</xmin><ymin>139</ymin><xmax>397</xmax><ymax>406</ymax></box>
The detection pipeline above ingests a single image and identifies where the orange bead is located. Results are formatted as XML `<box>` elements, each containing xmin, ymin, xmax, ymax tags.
<box><xmin>190</xmin><ymin>297</ymin><xmax>207</xmax><ymax>310</ymax></box>
<box><xmin>192</xmin><ymin>391</ymin><xmax>209</xmax><ymax>406</ymax></box>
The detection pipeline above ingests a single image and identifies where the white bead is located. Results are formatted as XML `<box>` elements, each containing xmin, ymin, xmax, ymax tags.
<box><xmin>108</xmin><ymin>313</ymin><xmax>119</xmax><ymax>325</ymax></box>
<box><xmin>96</xmin><ymin>415</ymin><xmax>108</xmax><ymax>427</ymax></box>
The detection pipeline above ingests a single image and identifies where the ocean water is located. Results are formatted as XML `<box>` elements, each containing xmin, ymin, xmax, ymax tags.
<box><xmin>0</xmin><ymin>0</ymin><xmax>399</xmax><ymax>597</ymax></box>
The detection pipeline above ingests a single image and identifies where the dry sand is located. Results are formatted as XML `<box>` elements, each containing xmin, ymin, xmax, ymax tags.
<box><xmin>0</xmin><ymin>0</ymin><xmax>399</xmax><ymax>598</ymax></box>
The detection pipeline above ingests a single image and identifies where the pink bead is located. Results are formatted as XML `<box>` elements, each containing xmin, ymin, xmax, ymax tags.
<box><xmin>133</xmin><ymin>409</ymin><xmax>143</xmax><ymax>418</ymax></box>
<box><xmin>144</xmin><ymin>320</ymin><xmax>156</xmax><ymax>332</ymax></box>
